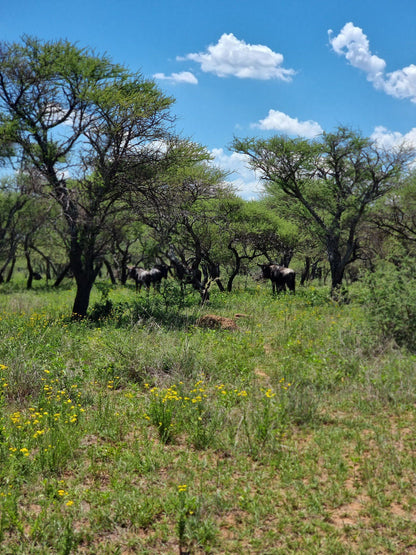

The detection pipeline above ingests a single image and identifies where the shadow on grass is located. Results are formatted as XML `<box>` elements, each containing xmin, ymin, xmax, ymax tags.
<box><xmin>0</xmin><ymin>281</ymin><xmax>75</xmax><ymax>295</ymax></box>
<box><xmin>87</xmin><ymin>295</ymin><xmax>201</xmax><ymax>330</ymax></box>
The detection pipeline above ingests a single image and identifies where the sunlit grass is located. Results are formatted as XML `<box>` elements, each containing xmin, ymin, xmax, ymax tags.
<box><xmin>0</xmin><ymin>281</ymin><xmax>415</xmax><ymax>553</ymax></box>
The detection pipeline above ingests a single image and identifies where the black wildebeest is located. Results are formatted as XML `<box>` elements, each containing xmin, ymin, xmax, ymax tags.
<box><xmin>128</xmin><ymin>264</ymin><xmax>169</xmax><ymax>292</ymax></box>
<box><xmin>258</xmin><ymin>263</ymin><xmax>296</xmax><ymax>294</ymax></box>
<box><xmin>166</xmin><ymin>249</ymin><xmax>210</xmax><ymax>303</ymax></box>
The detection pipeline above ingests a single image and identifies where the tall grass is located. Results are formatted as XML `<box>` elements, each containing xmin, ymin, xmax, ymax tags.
<box><xmin>0</xmin><ymin>279</ymin><xmax>415</xmax><ymax>553</ymax></box>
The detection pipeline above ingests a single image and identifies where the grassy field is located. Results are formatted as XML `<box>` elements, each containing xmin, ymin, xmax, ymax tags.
<box><xmin>0</xmin><ymin>279</ymin><xmax>415</xmax><ymax>554</ymax></box>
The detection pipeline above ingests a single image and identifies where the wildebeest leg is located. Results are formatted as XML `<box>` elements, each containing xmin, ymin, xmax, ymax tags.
<box><xmin>275</xmin><ymin>281</ymin><xmax>285</xmax><ymax>294</ymax></box>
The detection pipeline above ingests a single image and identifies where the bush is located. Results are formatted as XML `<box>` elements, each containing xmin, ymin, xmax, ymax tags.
<box><xmin>356</xmin><ymin>259</ymin><xmax>416</xmax><ymax>351</ymax></box>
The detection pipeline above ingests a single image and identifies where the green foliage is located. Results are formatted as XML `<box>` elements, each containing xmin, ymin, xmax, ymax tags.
<box><xmin>175</xmin><ymin>484</ymin><xmax>216</xmax><ymax>553</ymax></box>
<box><xmin>295</xmin><ymin>285</ymin><xmax>332</xmax><ymax>306</ymax></box>
<box><xmin>241</xmin><ymin>385</ymin><xmax>289</xmax><ymax>459</ymax></box>
<box><xmin>233</xmin><ymin>127</ymin><xmax>414</xmax><ymax>292</ymax></box>
<box><xmin>371</xmin><ymin>169</ymin><xmax>416</xmax><ymax>257</ymax></box>
<box><xmin>0</xmin><ymin>284</ymin><xmax>416</xmax><ymax>552</ymax></box>
<box><xmin>145</xmin><ymin>384</ymin><xmax>180</xmax><ymax>444</ymax></box>
<box><xmin>88</xmin><ymin>282</ymin><xmax>131</xmax><ymax>324</ymax></box>
<box><xmin>0</xmin><ymin>36</ymin><xmax>208</xmax><ymax>317</ymax></box>
<box><xmin>355</xmin><ymin>259</ymin><xmax>416</xmax><ymax>351</ymax></box>
<box><xmin>130</xmin><ymin>283</ymin><xmax>202</xmax><ymax>328</ymax></box>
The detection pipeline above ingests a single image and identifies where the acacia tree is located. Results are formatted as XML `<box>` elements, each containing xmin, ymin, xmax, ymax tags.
<box><xmin>233</xmin><ymin>127</ymin><xmax>413</xmax><ymax>294</ymax></box>
<box><xmin>218</xmin><ymin>198</ymin><xmax>298</xmax><ymax>291</ymax></box>
<box><xmin>132</xmin><ymin>156</ymin><xmax>229</xmax><ymax>280</ymax></box>
<box><xmin>0</xmin><ymin>36</ymin><xmax>184</xmax><ymax>316</ymax></box>
<box><xmin>371</xmin><ymin>169</ymin><xmax>416</xmax><ymax>256</ymax></box>
<box><xmin>0</xmin><ymin>175</ymin><xmax>30</xmax><ymax>281</ymax></box>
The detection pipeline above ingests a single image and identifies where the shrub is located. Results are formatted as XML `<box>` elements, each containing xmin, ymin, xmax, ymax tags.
<box><xmin>356</xmin><ymin>259</ymin><xmax>416</xmax><ymax>351</ymax></box>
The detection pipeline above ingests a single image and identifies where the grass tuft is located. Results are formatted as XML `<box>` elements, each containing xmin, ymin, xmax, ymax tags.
<box><xmin>0</xmin><ymin>281</ymin><xmax>415</xmax><ymax>552</ymax></box>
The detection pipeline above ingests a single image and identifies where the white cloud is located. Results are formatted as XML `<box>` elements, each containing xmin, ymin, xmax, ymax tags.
<box><xmin>211</xmin><ymin>148</ymin><xmax>262</xmax><ymax>199</ymax></box>
<box><xmin>253</xmin><ymin>109</ymin><xmax>323</xmax><ymax>138</ymax></box>
<box><xmin>371</xmin><ymin>125</ymin><xmax>416</xmax><ymax>150</ymax></box>
<box><xmin>153</xmin><ymin>71</ymin><xmax>198</xmax><ymax>84</ymax></box>
<box><xmin>178</xmin><ymin>33</ymin><xmax>295</xmax><ymax>81</ymax></box>
<box><xmin>329</xmin><ymin>22</ymin><xmax>416</xmax><ymax>103</ymax></box>
<box><xmin>382</xmin><ymin>65</ymin><xmax>416</xmax><ymax>102</ymax></box>
<box><xmin>329</xmin><ymin>22</ymin><xmax>385</xmax><ymax>80</ymax></box>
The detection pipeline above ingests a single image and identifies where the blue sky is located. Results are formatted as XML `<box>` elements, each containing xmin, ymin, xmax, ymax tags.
<box><xmin>1</xmin><ymin>0</ymin><xmax>416</xmax><ymax>197</ymax></box>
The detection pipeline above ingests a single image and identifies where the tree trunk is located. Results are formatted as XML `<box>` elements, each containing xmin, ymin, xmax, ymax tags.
<box><xmin>202</xmin><ymin>262</ymin><xmax>225</xmax><ymax>292</ymax></box>
<box><xmin>45</xmin><ymin>259</ymin><xmax>51</xmax><ymax>283</ymax></box>
<box><xmin>54</xmin><ymin>264</ymin><xmax>71</xmax><ymax>287</ymax></box>
<box><xmin>215</xmin><ymin>278</ymin><xmax>225</xmax><ymax>292</ymax></box>
<box><xmin>120</xmin><ymin>253</ymin><xmax>130</xmax><ymax>284</ymax></box>
<box><xmin>280</xmin><ymin>248</ymin><xmax>293</xmax><ymax>268</ymax></box>
<box><xmin>25</xmin><ymin>238</ymin><xmax>34</xmax><ymax>290</ymax></box>
<box><xmin>311</xmin><ymin>261</ymin><xmax>321</xmax><ymax>281</ymax></box>
<box><xmin>70</xmin><ymin>254</ymin><xmax>101</xmax><ymax>318</ymax></box>
<box><xmin>103</xmin><ymin>259</ymin><xmax>117</xmax><ymax>284</ymax></box>
<box><xmin>31</xmin><ymin>247</ymin><xmax>54</xmax><ymax>282</ymax></box>
<box><xmin>5</xmin><ymin>256</ymin><xmax>16</xmax><ymax>283</ymax></box>
<box><xmin>227</xmin><ymin>269</ymin><xmax>239</xmax><ymax>292</ymax></box>
<box><xmin>72</xmin><ymin>278</ymin><xmax>94</xmax><ymax>319</ymax></box>
<box><xmin>227</xmin><ymin>245</ymin><xmax>241</xmax><ymax>292</ymax></box>
<box><xmin>327</xmin><ymin>241</ymin><xmax>346</xmax><ymax>296</ymax></box>
<box><xmin>0</xmin><ymin>250</ymin><xmax>17</xmax><ymax>283</ymax></box>
<box><xmin>300</xmin><ymin>256</ymin><xmax>311</xmax><ymax>286</ymax></box>
<box><xmin>330</xmin><ymin>266</ymin><xmax>345</xmax><ymax>295</ymax></box>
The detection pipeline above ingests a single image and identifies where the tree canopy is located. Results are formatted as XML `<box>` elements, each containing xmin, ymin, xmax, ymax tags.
<box><xmin>0</xmin><ymin>36</ymin><xmax>221</xmax><ymax>316</ymax></box>
<box><xmin>233</xmin><ymin>127</ymin><xmax>414</xmax><ymax>293</ymax></box>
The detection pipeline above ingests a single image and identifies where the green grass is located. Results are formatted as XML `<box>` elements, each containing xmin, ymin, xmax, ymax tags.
<box><xmin>0</xmin><ymin>279</ymin><xmax>415</xmax><ymax>553</ymax></box>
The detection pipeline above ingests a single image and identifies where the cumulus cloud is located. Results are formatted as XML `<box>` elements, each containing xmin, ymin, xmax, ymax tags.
<box><xmin>329</xmin><ymin>22</ymin><xmax>385</xmax><ymax>81</ymax></box>
<box><xmin>382</xmin><ymin>65</ymin><xmax>416</xmax><ymax>101</ymax></box>
<box><xmin>329</xmin><ymin>22</ymin><xmax>416</xmax><ymax>103</ymax></box>
<box><xmin>178</xmin><ymin>33</ymin><xmax>295</xmax><ymax>81</ymax></box>
<box><xmin>211</xmin><ymin>148</ymin><xmax>262</xmax><ymax>199</ymax></box>
<box><xmin>253</xmin><ymin>109</ymin><xmax>323</xmax><ymax>138</ymax></box>
<box><xmin>153</xmin><ymin>71</ymin><xmax>198</xmax><ymax>84</ymax></box>
<box><xmin>371</xmin><ymin>125</ymin><xmax>416</xmax><ymax>150</ymax></box>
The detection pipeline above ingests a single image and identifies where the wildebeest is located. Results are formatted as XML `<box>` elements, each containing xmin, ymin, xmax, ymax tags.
<box><xmin>166</xmin><ymin>250</ymin><xmax>210</xmax><ymax>303</ymax></box>
<box><xmin>128</xmin><ymin>264</ymin><xmax>169</xmax><ymax>292</ymax></box>
<box><xmin>258</xmin><ymin>263</ymin><xmax>296</xmax><ymax>294</ymax></box>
